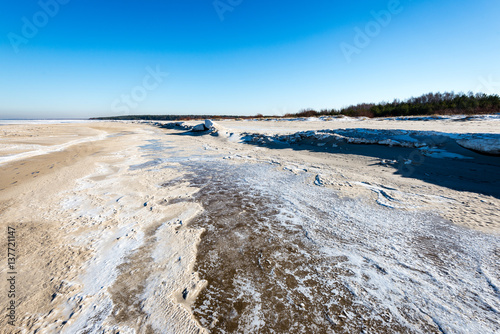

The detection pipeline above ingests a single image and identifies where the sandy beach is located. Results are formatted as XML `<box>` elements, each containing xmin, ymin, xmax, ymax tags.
<box><xmin>1</xmin><ymin>119</ymin><xmax>499</xmax><ymax>333</ymax></box>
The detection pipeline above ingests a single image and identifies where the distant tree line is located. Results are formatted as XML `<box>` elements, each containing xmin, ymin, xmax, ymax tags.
<box><xmin>91</xmin><ymin>92</ymin><xmax>500</xmax><ymax>121</ymax></box>
<box><xmin>90</xmin><ymin>114</ymin><xmax>246</xmax><ymax>121</ymax></box>
<box><xmin>285</xmin><ymin>92</ymin><xmax>500</xmax><ymax>118</ymax></box>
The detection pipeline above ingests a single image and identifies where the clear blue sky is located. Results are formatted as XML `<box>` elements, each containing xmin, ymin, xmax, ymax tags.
<box><xmin>1</xmin><ymin>0</ymin><xmax>499</xmax><ymax>118</ymax></box>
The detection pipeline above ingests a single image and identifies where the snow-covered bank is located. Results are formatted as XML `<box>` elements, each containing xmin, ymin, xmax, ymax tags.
<box><xmin>240</xmin><ymin>128</ymin><xmax>500</xmax><ymax>157</ymax></box>
<box><xmin>152</xmin><ymin>116</ymin><xmax>500</xmax><ymax>156</ymax></box>
<box><xmin>456</xmin><ymin>138</ymin><xmax>500</xmax><ymax>155</ymax></box>
<box><xmin>153</xmin><ymin>118</ymin><xmax>500</xmax><ymax>229</ymax></box>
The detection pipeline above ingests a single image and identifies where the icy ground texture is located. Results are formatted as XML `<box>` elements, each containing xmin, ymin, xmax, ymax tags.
<box><xmin>161</xmin><ymin>160</ymin><xmax>500</xmax><ymax>333</ymax></box>
<box><xmin>242</xmin><ymin>128</ymin><xmax>500</xmax><ymax>156</ymax></box>
<box><xmin>0</xmin><ymin>131</ymin><xmax>108</xmax><ymax>165</ymax></box>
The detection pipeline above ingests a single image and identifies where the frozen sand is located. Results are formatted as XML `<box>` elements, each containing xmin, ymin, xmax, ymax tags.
<box><xmin>0</xmin><ymin>123</ymin><xmax>208</xmax><ymax>333</ymax></box>
<box><xmin>0</xmin><ymin>118</ymin><xmax>499</xmax><ymax>333</ymax></box>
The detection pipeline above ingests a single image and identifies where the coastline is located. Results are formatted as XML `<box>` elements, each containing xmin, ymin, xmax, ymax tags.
<box><xmin>0</xmin><ymin>119</ymin><xmax>498</xmax><ymax>333</ymax></box>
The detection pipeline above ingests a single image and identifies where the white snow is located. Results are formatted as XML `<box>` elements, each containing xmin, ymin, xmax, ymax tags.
<box><xmin>240</xmin><ymin>128</ymin><xmax>500</xmax><ymax>159</ymax></box>
<box><xmin>0</xmin><ymin>132</ymin><xmax>108</xmax><ymax>165</ymax></box>
<box><xmin>204</xmin><ymin>119</ymin><xmax>215</xmax><ymax>129</ymax></box>
<box><xmin>456</xmin><ymin>138</ymin><xmax>500</xmax><ymax>155</ymax></box>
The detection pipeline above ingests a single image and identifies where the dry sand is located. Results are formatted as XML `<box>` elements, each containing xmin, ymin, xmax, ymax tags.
<box><xmin>0</xmin><ymin>123</ymin><xmax>208</xmax><ymax>333</ymax></box>
<box><xmin>0</xmin><ymin>119</ymin><xmax>498</xmax><ymax>333</ymax></box>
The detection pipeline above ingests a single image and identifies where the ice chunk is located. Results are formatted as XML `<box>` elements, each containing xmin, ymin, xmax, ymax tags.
<box><xmin>192</xmin><ymin>123</ymin><xmax>207</xmax><ymax>132</ymax></box>
<box><xmin>205</xmin><ymin>119</ymin><xmax>214</xmax><ymax>129</ymax></box>
<box><xmin>456</xmin><ymin>138</ymin><xmax>500</xmax><ymax>155</ymax></box>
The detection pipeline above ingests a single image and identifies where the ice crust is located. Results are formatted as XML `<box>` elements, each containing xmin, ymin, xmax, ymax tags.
<box><xmin>242</xmin><ymin>128</ymin><xmax>500</xmax><ymax>156</ymax></box>
<box><xmin>227</xmin><ymin>163</ymin><xmax>500</xmax><ymax>333</ymax></box>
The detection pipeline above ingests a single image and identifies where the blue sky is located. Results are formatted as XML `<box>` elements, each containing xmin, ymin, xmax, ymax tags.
<box><xmin>1</xmin><ymin>0</ymin><xmax>499</xmax><ymax>118</ymax></box>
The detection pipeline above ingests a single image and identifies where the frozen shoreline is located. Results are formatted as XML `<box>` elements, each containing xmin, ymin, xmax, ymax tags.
<box><xmin>154</xmin><ymin>116</ymin><xmax>500</xmax><ymax>157</ymax></box>
<box><xmin>241</xmin><ymin>128</ymin><xmax>500</xmax><ymax>156</ymax></box>
<box><xmin>0</xmin><ymin>120</ymin><xmax>499</xmax><ymax>333</ymax></box>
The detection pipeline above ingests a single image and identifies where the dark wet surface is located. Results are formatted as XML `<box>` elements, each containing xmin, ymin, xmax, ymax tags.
<box><xmin>136</xmin><ymin>137</ymin><xmax>500</xmax><ymax>334</ymax></box>
<box><xmin>156</xmin><ymin>161</ymin><xmax>499</xmax><ymax>333</ymax></box>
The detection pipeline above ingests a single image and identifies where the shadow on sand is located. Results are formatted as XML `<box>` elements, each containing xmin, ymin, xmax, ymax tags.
<box><xmin>167</xmin><ymin>129</ymin><xmax>500</xmax><ymax>199</ymax></box>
